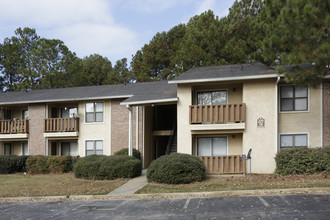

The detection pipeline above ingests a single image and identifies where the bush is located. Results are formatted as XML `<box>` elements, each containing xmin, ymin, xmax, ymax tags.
<box><xmin>147</xmin><ymin>153</ymin><xmax>206</xmax><ymax>184</ymax></box>
<box><xmin>74</xmin><ymin>155</ymin><xmax>141</xmax><ymax>180</ymax></box>
<box><xmin>74</xmin><ymin>155</ymin><xmax>108</xmax><ymax>179</ymax></box>
<box><xmin>275</xmin><ymin>147</ymin><xmax>330</xmax><ymax>175</ymax></box>
<box><xmin>114</xmin><ymin>148</ymin><xmax>141</xmax><ymax>160</ymax></box>
<box><xmin>26</xmin><ymin>155</ymin><xmax>76</xmax><ymax>174</ymax></box>
<box><xmin>98</xmin><ymin>155</ymin><xmax>141</xmax><ymax>180</ymax></box>
<box><xmin>0</xmin><ymin>155</ymin><xmax>29</xmax><ymax>174</ymax></box>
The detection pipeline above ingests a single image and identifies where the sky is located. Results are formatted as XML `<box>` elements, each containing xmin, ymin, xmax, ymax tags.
<box><xmin>0</xmin><ymin>0</ymin><xmax>236</xmax><ymax>63</ymax></box>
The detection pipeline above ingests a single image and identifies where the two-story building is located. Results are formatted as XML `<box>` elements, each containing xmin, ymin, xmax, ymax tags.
<box><xmin>0</xmin><ymin>63</ymin><xmax>328</xmax><ymax>174</ymax></box>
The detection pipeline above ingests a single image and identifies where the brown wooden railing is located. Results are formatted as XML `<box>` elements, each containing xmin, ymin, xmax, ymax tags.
<box><xmin>0</xmin><ymin>120</ymin><xmax>29</xmax><ymax>134</ymax></box>
<box><xmin>190</xmin><ymin>103</ymin><xmax>246</xmax><ymax>124</ymax></box>
<box><xmin>44</xmin><ymin>118</ymin><xmax>79</xmax><ymax>132</ymax></box>
<box><xmin>199</xmin><ymin>155</ymin><xmax>246</xmax><ymax>174</ymax></box>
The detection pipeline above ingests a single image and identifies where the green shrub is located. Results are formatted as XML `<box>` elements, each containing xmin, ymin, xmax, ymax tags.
<box><xmin>275</xmin><ymin>147</ymin><xmax>330</xmax><ymax>175</ymax></box>
<box><xmin>114</xmin><ymin>148</ymin><xmax>141</xmax><ymax>160</ymax></box>
<box><xmin>26</xmin><ymin>155</ymin><xmax>75</xmax><ymax>174</ymax></box>
<box><xmin>147</xmin><ymin>153</ymin><xmax>206</xmax><ymax>184</ymax></box>
<box><xmin>98</xmin><ymin>155</ymin><xmax>141</xmax><ymax>180</ymax></box>
<box><xmin>0</xmin><ymin>155</ymin><xmax>29</xmax><ymax>174</ymax></box>
<box><xmin>74</xmin><ymin>155</ymin><xmax>141</xmax><ymax>180</ymax></box>
<box><xmin>73</xmin><ymin>155</ymin><xmax>108</xmax><ymax>179</ymax></box>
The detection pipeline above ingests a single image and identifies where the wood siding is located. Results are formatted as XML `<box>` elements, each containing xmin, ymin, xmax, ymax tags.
<box><xmin>0</xmin><ymin>120</ymin><xmax>29</xmax><ymax>134</ymax></box>
<box><xmin>190</xmin><ymin>104</ymin><xmax>246</xmax><ymax>124</ymax></box>
<box><xmin>44</xmin><ymin>118</ymin><xmax>79</xmax><ymax>132</ymax></box>
<box><xmin>199</xmin><ymin>155</ymin><xmax>246</xmax><ymax>174</ymax></box>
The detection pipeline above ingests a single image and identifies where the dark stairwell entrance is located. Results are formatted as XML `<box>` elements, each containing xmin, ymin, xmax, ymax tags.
<box><xmin>152</xmin><ymin>104</ymin><xmax>177</xmax><ymax>160</ymax></box>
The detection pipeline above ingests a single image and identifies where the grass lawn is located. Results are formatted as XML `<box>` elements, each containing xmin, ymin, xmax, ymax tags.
<box><xmin>0</xmin><ymin>173</ymin><xmax>128</xmax><ymax>197</ymax></box>
<box><xmin>136</xmin><ymin>174</ymin><xmax>330</xmax><ymax>194</ymax></box>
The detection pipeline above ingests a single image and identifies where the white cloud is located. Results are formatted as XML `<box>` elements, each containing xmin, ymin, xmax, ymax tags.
<box><xmin>196</xmin><ymin>0</ymin><xmax>216</xmax><ymax>14</ymax></box>
<box><xmin>0</xmin><ymin>0</ymin><xmax>139</xmax><ymax>61</ymax></box>
<box><xmin>122</xmin><ymin>0</ymin><xmax>193</xmax><ymax>14</ymax></box>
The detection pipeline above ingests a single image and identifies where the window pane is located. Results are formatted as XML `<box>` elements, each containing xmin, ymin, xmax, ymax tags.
<box><xmin>197</xmin><ymin>92</ymin><xmax>211</xmax><ymax>105</ymax></box>
<box><xmin>70</xmin><ymin>142</ymin><xmax>78</xmax><ymax>156</ymax></box>
<box><xmin>281</xmin><ymin>99</ymin><xmax>293</xmax><ymax>111</ymax></box>
<box><xmin>4</xmin><ymin>144</ymin><xmax>11</xmax><ymax>155</ymax></box>
<box><xmin>281</xmin><ymin>135</ymin><xmax>293</xmax><ymax>148</ymax></box>
<box><xmin>61</xmin><ymin>142</ymin><xmax>70</xmax><ymax>156</ymax></box>
<box><xmin>295</xmin><ymin>98</ymin><xmax>307</xmax><ymax>111</ymax></box>
<box><xmin>85</xmin><ymin>103</ymin><xmax>94</xmax><ymax>113</ymax></box>
<box><xmin>69</xmin><ymin>108</ymin><xmax>77</xmax><ymax>118</ymax></box>
<box><xmin>86</xmin><ymin>112</ymin><xmax>94</xmax><ymax>122</ymax></box>
<box><xmin>295</xmin><ymin>87</ymin><xmax>307</xmax><ymax>98</ymax></box>
<box><xmin>22</xmin><ymin>142</ymin><xmax>28</xmax><ymax>155</ymax></box>
<box><xmin>86</xmin><ymin>150</ymin><xmax>94</xmax><ymax>156</ymax></box>
<box><xmin>95</xmin><ymin>150</ymin><xmax>103</xmax><ymax>155</ymax></box>
<box><xmin>95</xmin><ymin>140</ymin><xmax>103</xmax><ymax>150</ymax></box>
<box><xmin>61</xmin><ymin>108</ymin><xmax>70</xmax><ymax>118</ymax></box>
<box><xmin>86</xmin><ymin>141</ymin><xmax>94</xmax><ymax>150</ymax></box>
<box><xmin>212</xmin><ymin>91</ymin><xmax>227</xmax><ymax>105</ymax></box>
<box><xmin>212</xmin><ymin>137</ymin><xmax>227</xmax><ymax>156</ymax></box>
<box><xmin>22</xmin><ymin>110</ymin><xmax>28</xmax><ymax>120</ymax></box>
<box><xmin>281</xmin><ymin>86</ymin><xmax>293</xmax><ymax>98</ymax></box>
<box><xmin>95</xmin><ymin>112</ymin><xmax>103</xmax><ymax>122</ymax></box>
<box><xmin>95</xmin><ymin>103</ymin><xmax>103</xmax><ymax>112</ymax></box>
<box><xmin>198</xmin><ymin>138</ymin><xmax>212</xmax><ymax>156</ymax></box>
<box><xmin>295</xmin><ymin>135</ymin><xmax>307</xmax><ymax>147</ymax></box>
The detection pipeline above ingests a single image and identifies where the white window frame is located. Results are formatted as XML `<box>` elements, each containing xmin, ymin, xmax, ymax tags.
<box><xmin>85</xmin><ymin>102</ymin><xmax>104</xmax><ymax>123</ymax></box>
<box><xmin>60</xmin><ymin>141</ymin><xmax>78</xmax><ymax>156</ymax></box>
<box><xmin>85</xmin><ymin>140</ymin><xmax>103</xmax><ymax>156</ymax></box>
<box><xmin>279</xmin><ymin>85</ymin><xmax>309</xmax><ymax>113</ymax></box>
<box><xmin>196</xmin><ymin>136</ymin><xmax>228</xmax><ymax>156</ymax></box>
<box><xmin>280</xmin><ymin>133</ymin><xmax>309</xmax><ymax>149</ymax></box>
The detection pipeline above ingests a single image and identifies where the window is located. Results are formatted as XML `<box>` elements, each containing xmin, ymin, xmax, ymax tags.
<box><xmin>197</xmin><ymin>91</ymin><xmax>227</xmax><ymax>105</ymax></box>
<box><xmin>280</xmin><ymin>134</ymin><xmax>307</xmax><ymax>149</ymax></box>
<box><xmin>4</xmin><ymin>143</ymin><xmax>11</xmax><ymax>155</ymax></box>
<box><xmin>4</xmin><ymin>109</ymin><xmax>11</xmax><ymax>120</ymax></box>
<box><xmin>22</xmin><ymin>142</ymin><xmax>28</xmax><ymax>155</ymax></box>
<box><xmin>22</xmin><ymin>110</ymin><xmax>28</xmax><ymax>120</ymax></box>
<box><xmin>61</xmin><ymin>142</ymin><xmax>78</xmax><ymax>156</ymax></box>
<box><xmin>86</xmin><ymin>140</ymin><xmax>103</xmax><ymax>156</ymax></box>
<box><xmin>197</xmin><ymin>137</ymin><xmax>227</xmax><ymax>156</ymax></box>
<box><xmin>85</xmin><ymin>102</ymin><xmax>103</xmax><ymax>123</ymax></box>
<box><xmin>280</xmin><ymin>86</ymin><xmax>308</xmax><ymax>111</ymax></box>
<box><xmin>61</xmin><ymin>107</ymin><xmax>77</xmax><ymax>118</ymax></box>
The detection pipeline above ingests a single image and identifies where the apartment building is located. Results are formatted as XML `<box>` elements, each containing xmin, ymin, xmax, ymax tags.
<box><xmin>0</xmin><ymin>63</ymin><xmax>328</xmax><ymax>173</ymax></box>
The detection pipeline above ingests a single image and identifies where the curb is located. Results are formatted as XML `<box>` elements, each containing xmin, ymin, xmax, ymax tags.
<box><xmin>0</xmin><ymin>187</ymin><xmax>329</xmax><ymax>203</ymax></box>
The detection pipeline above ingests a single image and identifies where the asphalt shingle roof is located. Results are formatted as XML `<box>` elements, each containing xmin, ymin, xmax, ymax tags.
<box><xmin>0</xmin><ymin>81</ymin><xmax>177</xmax><ymax>105</ymax></box>
<box><xmin>170</xmin><ymin>62</ymin><xmax>277</xmax><ymax>83</ymax></box>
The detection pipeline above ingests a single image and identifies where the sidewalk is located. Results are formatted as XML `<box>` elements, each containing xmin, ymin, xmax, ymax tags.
<box><xmin>107</xmin><ymin>173</ymin><xmax>148</xmax><ymax>196</ymax></box>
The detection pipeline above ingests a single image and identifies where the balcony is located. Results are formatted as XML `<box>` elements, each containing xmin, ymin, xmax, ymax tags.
<box><xmin>189</xmin><ymin>104</ymin><xmax>246</xmax><ymax>131</ymax></box>
<box><xmin>0</xmin><ymin>120</ymin><xmax>29</xmax><ymax>139</ymax></box>
<box><xmin>44</xmin><ymin>118</ymin><xmax>79</xmax><ymax>138</ymax></box>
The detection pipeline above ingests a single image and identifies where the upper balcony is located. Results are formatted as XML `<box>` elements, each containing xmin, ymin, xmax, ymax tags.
<box><xmin>189</xmin><ymin>103</ymin><xmax>246</xmax><ymax>131</ymax></box>
<box><xmin>44</xmin><ymin>117</ymin><xmax>79</xmax><ymax>138</ymax></box>
<box><xmin>0</xmin><ymin>119</ymin><xmax>29</xmax><ymax>139</ymax></box>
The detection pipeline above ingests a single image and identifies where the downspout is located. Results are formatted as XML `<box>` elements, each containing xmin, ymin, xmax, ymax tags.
<box><xmin>275</xmin><ymin>76</ymin><xmax>281</xmax><ymax>154</ymax></box>
<box><xmin>127</xmin><ymin>105</ymin><xmax>133</xmax><ymax>156</ymax></box>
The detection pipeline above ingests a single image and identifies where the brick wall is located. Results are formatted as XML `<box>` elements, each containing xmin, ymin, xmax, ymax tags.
<box><xmin>111</xmin><ymin>99</ymin><xmax>129</xmax><ymax>154</ymax></box>
<box><xmin>323</xmin><ymin>81</ymin><xmax>330</xmax><ymax>146</ymax></box>
<box><xmin>28</xmin><ymin>104</ymin><xmax>46</xmax><ymax>155</ymax></box>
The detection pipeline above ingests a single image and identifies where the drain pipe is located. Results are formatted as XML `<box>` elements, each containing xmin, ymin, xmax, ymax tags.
<box><xmin>127</xmin><ymin>105</ymin><xmax>133</xmax><ymax>156</ymax></box>
<box><xmin>275</xmin><ymin>76</ymin><xmax>281</xmax><ymax>154</ymax></box>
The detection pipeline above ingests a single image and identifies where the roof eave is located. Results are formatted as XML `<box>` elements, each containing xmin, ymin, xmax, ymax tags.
<box><xmin>121</xmin><ymin>97</ymin><xmax>178</xmax><ymax>106</ymax></box>
<box><xmin>169</xmin><ymin>74</ymin><xmax>280</xmax><ymax>84</ymax></box>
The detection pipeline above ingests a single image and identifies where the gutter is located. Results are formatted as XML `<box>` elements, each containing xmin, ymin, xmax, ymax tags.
<box><xmin>275</xmin><ymin>76</ymin><xmax>281</xmax><ymax>155</ymax></box>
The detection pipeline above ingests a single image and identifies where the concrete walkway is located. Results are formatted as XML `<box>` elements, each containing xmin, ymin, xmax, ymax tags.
<box><xmin>107</xmin><ymin>173</ymin><xmax>148</xmax><ymax>196</ymax></box>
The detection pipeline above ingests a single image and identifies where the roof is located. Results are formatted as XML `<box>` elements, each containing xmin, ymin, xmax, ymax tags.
<box><xmin>169</xmin><ymin>62</ymin><xmax>278</xmax><ymax>84</ymax></box>
<box><xmin>0</xmin><ymin>81</ymin><xmax>177</xmax><ymax>105</ymax></box>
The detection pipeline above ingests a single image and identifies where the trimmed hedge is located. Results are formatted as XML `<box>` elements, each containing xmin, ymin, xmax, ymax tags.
<box><xmin>114</xmin><ymin>148</ymin><xmax>141</xmax><ymax>160</ymax></box>
<box><xmin>26</xmin><ymin>155</ymin><xmax>77</xmax><ymax>174</ymax></box>
<box><xmin>74</xmin><ymin>155</ymin><xmax>141</xmax><ymax>180</ymax></box>
<box><xmin>275</xmin><ymin>147</ymin><xmax>330</xmax><ymax>175</ymax></box>
<box><xmin>0</xmin><ymin>155</ymin><xmax>29</xmax><ymax>174</ymax></box>
<box><xmin>147</xmin><ymin>153</ymin><xmax>206</xmax><ymax>184</ymax></box>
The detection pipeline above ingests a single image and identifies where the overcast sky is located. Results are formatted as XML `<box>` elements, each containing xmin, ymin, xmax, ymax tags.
<box><xmin>0</xmin><ymin>0</ymin><xmax>235</xmax><ymax>63</ymax></box>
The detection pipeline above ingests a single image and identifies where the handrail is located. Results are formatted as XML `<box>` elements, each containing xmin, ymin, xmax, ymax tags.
<box><xmin>0</xmin><ymin>120</ymin><xmax>29</xmax><ymax>134</ymax></box>
<box><xmin>44</xmin><ymin>118</ymin><xmax>79</xmax><ymax>132</ymax></box>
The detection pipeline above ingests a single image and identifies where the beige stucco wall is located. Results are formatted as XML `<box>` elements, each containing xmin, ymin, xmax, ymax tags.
<box><xmin>242</xmin><ymin>79</ymin><xmax>277</xmax><ymax>174</ymax></box>
<box><xmin>279</xmin><ymin>84</ymin><xmax>322</xmax><ymax>147</ymax></box>
<box><xmin>78</xmin><ymin>100</ymin><xmax>111</xmax><ymax>156</ymax></box>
